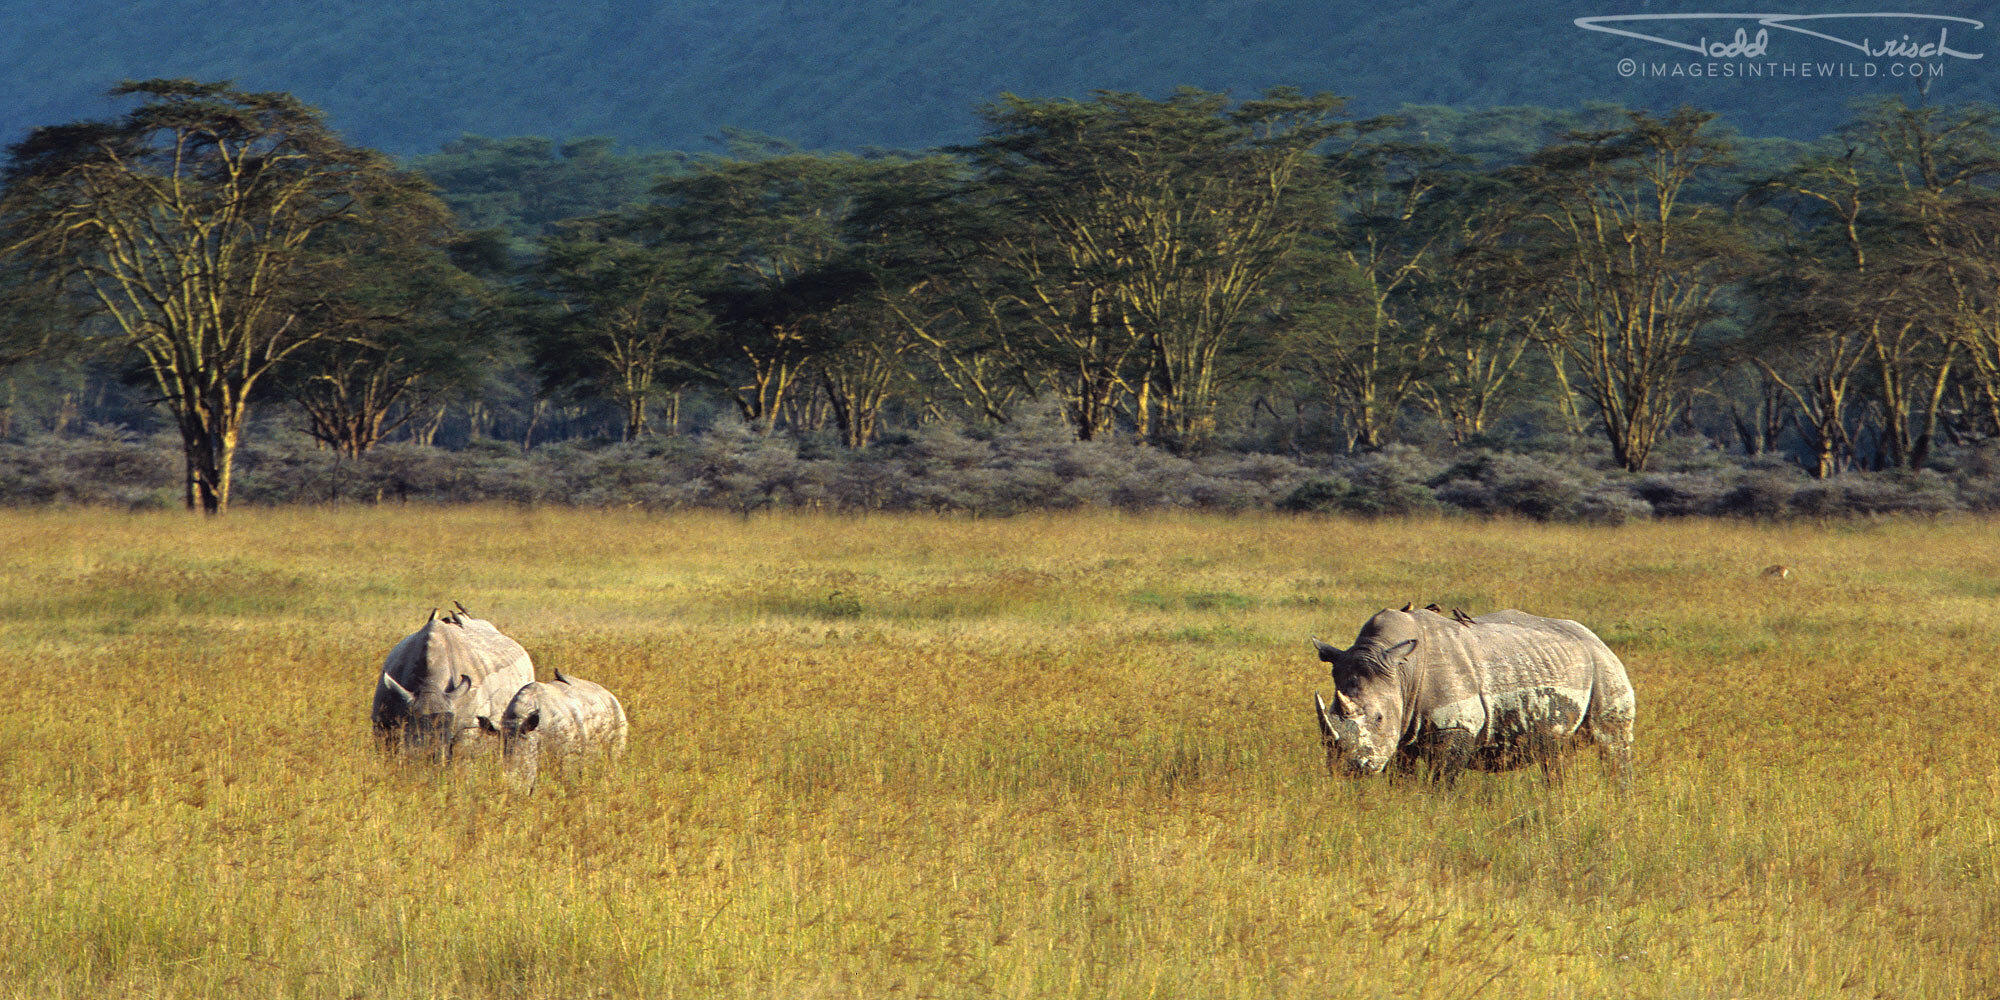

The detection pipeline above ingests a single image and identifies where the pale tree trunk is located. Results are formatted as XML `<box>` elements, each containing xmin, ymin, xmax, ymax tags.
<box><xmin>409</xmin><ymin>403</ymin><xmax>447</xmax><ymax>447</ymax></box>
<box><xmin>523</xmin><ymin>400</ymin><xmax>547</xmax><ymax>450</ymax></box>
<box><xmin>622</xmin><ymin>395</ymin><xmax>648</xmax><ymax>442</ymax></box>
<box><xmin>179</xmin><ymin>400</ymin><xmax>244</xmax><ymax>514</ymax></box>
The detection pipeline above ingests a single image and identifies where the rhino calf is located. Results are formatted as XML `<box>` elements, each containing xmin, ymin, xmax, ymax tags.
<box><xmin>1312</xmin><ymin>607</ymin><xmax>1635</xmax><ymax>785</ymax></box>
<box><xmin>478</xmin><ymin>670</ymin><xmax>629</xmax><ymax>791</ymax></box>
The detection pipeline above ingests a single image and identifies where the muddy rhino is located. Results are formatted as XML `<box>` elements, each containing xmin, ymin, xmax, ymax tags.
<box><xmin>477</xmin><ymin>670</ymin><xmax>628</xmax><ymax>792</ymax></box>
<box><xmin>1312</xmin><ymin>607</ymin><xmax>1634</xmax><ymax>783</ymax></box>
<box><xmin>372</xmin><ymin>606</ymin><xmax>536</xmax><ymax>761</ymax></box>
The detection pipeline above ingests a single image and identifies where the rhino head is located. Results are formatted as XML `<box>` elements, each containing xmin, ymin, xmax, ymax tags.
<box><xmin>1312</xmin><ymin>636</ymin><xmax>1418</xmax><ymax>776</ymax></box>
<box><xmin>478</xmin><ymin>682</ymin><xmax>549</xmax><ymax>792</ymax></box>
<box><xmin>380</xmin><ymin>671</ymin><xmax>477</xmax><ymax>762</ymax></box>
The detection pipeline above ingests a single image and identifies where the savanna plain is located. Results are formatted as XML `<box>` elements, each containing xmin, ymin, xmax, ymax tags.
<box><xmin>1</xmin><ymin>508</ymin><xmax>1996</xmax><ymax>999</ymax></box>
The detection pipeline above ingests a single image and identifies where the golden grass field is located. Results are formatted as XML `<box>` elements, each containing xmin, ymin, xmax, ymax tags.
<box><xmin>1</xmin><ymin>508</ymin><xmax>1996</xmax><ymax>999</ymax></box>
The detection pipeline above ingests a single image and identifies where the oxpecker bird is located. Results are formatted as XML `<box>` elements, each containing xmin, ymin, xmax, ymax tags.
<box><xmin>1424</xmin><ymin>603</ymin><xmax>1443</xmax><ymax>614</ymax></box>
<box><xmin>1453</xmin><ymin>608</ymin><xmax>1476</xmax><ymax>626</ymax></box>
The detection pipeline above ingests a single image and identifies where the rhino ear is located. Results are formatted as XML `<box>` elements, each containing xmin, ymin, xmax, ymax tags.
<box><xmin>1311</xmin><ymin>636</ymin><xmax>1342</xmax><ymax>663</ymax></box>
<box><xmin>519</xmin><ymin>711</ymin><xmax>541</xmax><ymax>734</ymax></box>
<box><xmin>477</xmin><ymin>716</ymin><xmax>498</xmax><ymax>733</ymax></box>
<box><xmin>1382</xmin><ymin>639</ymin><xmax>1418</xmax><ymax>665</ymax></box>
<box><xmin>381</xmin><ymin>672</ymin><xmax>414</xmax><ymax>703</ymax></box>
<box><xmin>445</xmin><ymin>673</ymin><xmax>472</xmax><ymax>694</ymax></box>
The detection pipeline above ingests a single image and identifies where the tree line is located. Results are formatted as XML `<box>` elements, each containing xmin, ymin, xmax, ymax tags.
<box><xmin>2</xmin><ymin>80</ymin><xmax>1997</xmax><ymax>513</ymax></box>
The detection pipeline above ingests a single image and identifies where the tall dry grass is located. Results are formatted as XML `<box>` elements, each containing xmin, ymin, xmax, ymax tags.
<box><xmin>0</xmin><ymin>508</ymin><xmax>1995</xmax><ymax>998</ymax></box>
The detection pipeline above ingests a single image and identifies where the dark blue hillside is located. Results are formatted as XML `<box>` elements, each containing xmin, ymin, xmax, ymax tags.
<box><xmin>0</xmin><ymin>0</ymin><xmax>1988</xmax><ymax>153</ymax></box>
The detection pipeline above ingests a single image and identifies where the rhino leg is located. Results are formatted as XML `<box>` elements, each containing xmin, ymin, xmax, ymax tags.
<box><xmin>1416</xmin><ymin>728</ymin><xmax>1478</xmax><ymax>786</ymax></box>
<box><xmin>1538</xmin><ymin>740</ymin><xmax>1577</xmax><ymax>786</ymax></box>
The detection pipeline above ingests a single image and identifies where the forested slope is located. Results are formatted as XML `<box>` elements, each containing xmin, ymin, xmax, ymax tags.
<box><xmin>1</xmin><ymin>0</ymin><xmax>1985</xmax><ymax>154</ymax></box>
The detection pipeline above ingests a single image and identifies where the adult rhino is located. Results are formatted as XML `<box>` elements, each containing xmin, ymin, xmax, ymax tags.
<box><xmin>1311</xmin><ymin>607</ymin><xmax>1634</xmax><ymax>784</ymax></box>
<box><xmin>372</xmin><ymin>605</ymin><xmax>536</xmax><ymax>761</ymax></box>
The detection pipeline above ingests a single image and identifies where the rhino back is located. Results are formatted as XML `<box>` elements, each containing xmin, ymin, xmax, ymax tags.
<box><xmin>1405</xmin><ymin>610</ymin><xmax>1626</xmax><ymax>738</ymax></box>
<box><xmin>514</xmin><ymin>677</ymin><xmax>627</xmax><ymax>753</ymax></box>
<box><xmin>546</xmin><ymin>677</ymin><xmax>629</xmax><ymax>747</ymax></box>
<box><xmin>377</xmin><ymin>617</ymin><xmax>536</xmax><ymax>722</ymax></box>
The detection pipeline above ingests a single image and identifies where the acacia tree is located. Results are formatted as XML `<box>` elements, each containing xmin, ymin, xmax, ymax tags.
<box><xmin>1744</xmin><ymin>102</ymin><xmax>2000</xmax><ymax>472</ymax></box>
<box><xmin>272</xmin><ymin>197</ymin><xmax>493</xmax><ymax>456</ymax></box>
<box><xmin>1743</xmin><ymin>148</ymin><xmax>1882</xmax><ymax>478</ymax></box>
<box><xmin>849</xmin><ymin>157</ymin><xmax>1045</xmax><ymax>427</ymax></box>
<box><xmin>836</xmin><ymin>156</ymin><xmax>1030</xmax><ymax>436</ymax></box>
<box><xmin>527</xmin><ymin>236</ymin><xmax>710</xmax><ymax>441</ymax></box>
<box><xmin>0</xmin><ymin>80</ymin><xmax>440</xmax><ymax>512</ymax></box>
<box><xmin>646</xmin><ymin>155</ymin><xmax>864</xmax><ymax>435</ymax></box>
<box><xmin>965</xmin><ymin>88</ymin><xmax>1347</xmax><ymax>449</ymax></box>
<box><xmin>1858</xmin><ymin>101</ymin><xmax>1999</xmax><ymax>461</ymax></box>
<box><xmin>1513</xmin><ymin>109</ymin><xmax>1752</xmax><ymax>472</ymax></box>
<box><xmin>1418</xmin><ymin>247</ymin><xmax>1540</xmax><ymax>445</ymax></box>
<box><xmin>1269</xmin><ymin>140</ymin><xmax>1483</xmax><ymax>450</ymax></box>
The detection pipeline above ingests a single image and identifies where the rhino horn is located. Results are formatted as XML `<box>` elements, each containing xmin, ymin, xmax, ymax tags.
<box><xmin>1313</xmin><ymin>692</ymin><xmax>1335</xmax><ymax>739</ymax></box>
<box><xmin>1311</xmin><ymin>636</ymin><xmax>1341</xmax><ymax>662</ymax></box>
<box><xmin>381</xmin><ymin>672</ymin><xmax>415</xmax><ymax>703</ymax></box>
<box><xmin>1333</xmin><ymin>690</ymin><xmax>1362</xmax><ymax>718</ymax></box>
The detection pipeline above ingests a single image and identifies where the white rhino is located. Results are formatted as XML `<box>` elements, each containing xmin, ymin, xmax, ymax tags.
<box><xmin>477</xmin><ymin>670</ymin><xmax>628</xmax><ymax>792</ymax></box>
<box><xmin>1312</xmin><ymin>607</ymin><xmax>1634</xmax><ymax>783</ymax></box>
<box><xmin>372</xmin><ymin>605</ymin><xmax>536</xmax><ymax>761</ymax></box>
